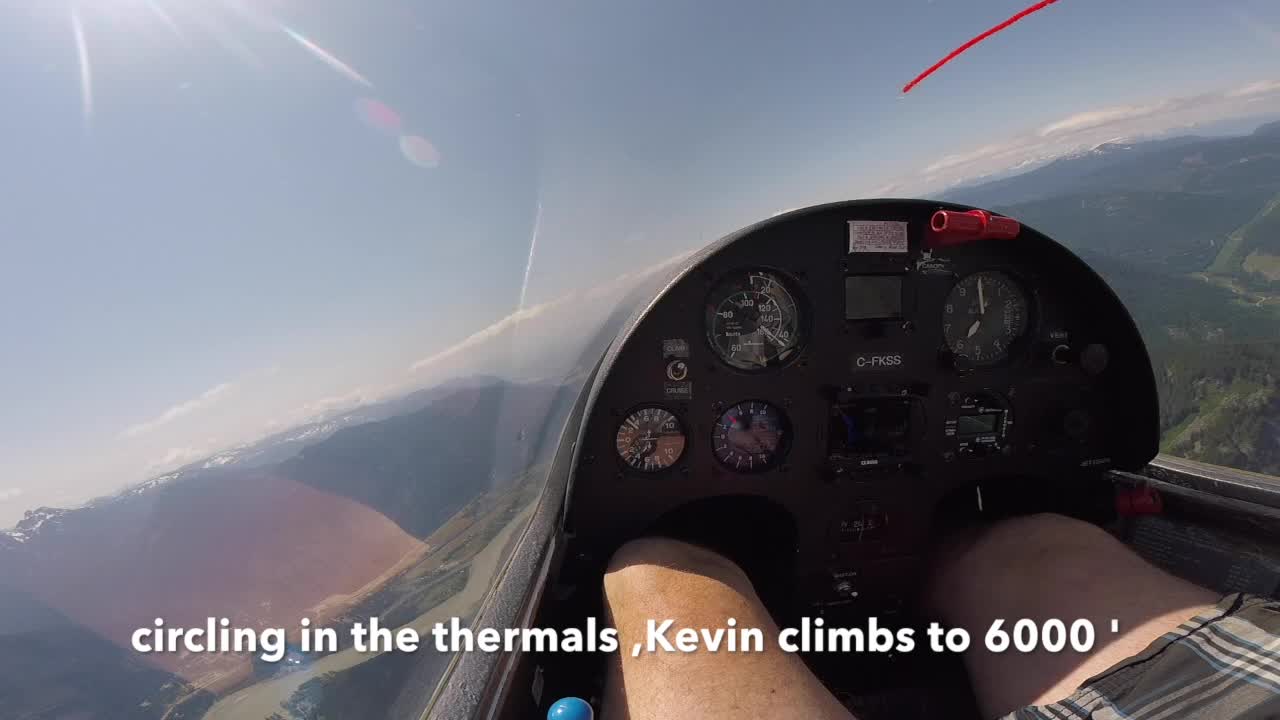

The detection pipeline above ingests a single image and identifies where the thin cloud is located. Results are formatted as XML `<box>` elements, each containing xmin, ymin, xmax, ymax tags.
<box><xmin>1228</xmin><ymin>80</ymin><xmax>1280</xmax><ymax>98</ymax></box>
<box><xmin>407</xmin><ymin>251</ymin><xmax>695</xmax><ymax>375</ymax></box>
<box><xmin>925</xmin><ymin>140</ymin><xmax>1022</xmax><ymax>174</ymax></box>
<box><xmin>409</xmin><ymin>300</ymin><xmax>565</xmax><ymax>373</ymax></box>
<box><xmin>121</xmin><ymin>382</ymin><xmax>234</xmax><ymax>438</ymax></box>
<box><xmin>146</xmin><ymin>447</ymin><xmax>209</xmax><ymax>472</ymax></box>
<box><xmin>297</xmin><ymin>388</ymin><xmax>376</xmax><ymax>420</ymax></box>
<box><xmin>886</xmin><ymin>78</ymin><xmax>1280</xmax><ymax>195</ymax></box>
<box><xmin>0</xmin><ymin>488</ymin><xmax>25</xmax><ymax>502</ymax></box>
<box><xmin>1037</xmin><ymin>102</ymin><xmax>1170</xmax><ymax>137</ymax></box>
<box><xmin>269</xmin><ymin>383</ymin><xmax>405</xmax><ymax>435</ymax></box>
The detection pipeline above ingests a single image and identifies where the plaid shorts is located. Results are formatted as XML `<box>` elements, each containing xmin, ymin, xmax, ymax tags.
<box><xmin>1005</xmin><ymin>594</ymin><xmax>1280</xmax><ymax>719</ymax></box>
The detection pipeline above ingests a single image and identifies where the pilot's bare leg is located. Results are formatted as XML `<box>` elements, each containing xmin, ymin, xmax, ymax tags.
<box><xmin>927</xmin><ymin>513</ymin><xmax>1217</xmax><ymax>718</ymax></box>
<box><xmin>602</xmin><ymin>537</ymin><xmax>853</xmax><ymax>720</ymax></box>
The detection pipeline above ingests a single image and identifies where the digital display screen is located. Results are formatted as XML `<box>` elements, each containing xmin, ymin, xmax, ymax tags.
<box><xmin>845</xmin><ymin>275</ymin><xmax>903</xmax><ymax>320</ymax></box>
<box><xmin>829</xmin><ymin>399</ymin><xmax>911</xmax><ymax>455</ymax></box>
<box><xmin>958</xmin><ymin>413</ymin><xmax>1000</xmax><ymax>436</ymax></box>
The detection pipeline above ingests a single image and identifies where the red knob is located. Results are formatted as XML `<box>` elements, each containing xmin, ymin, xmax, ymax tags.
<box><xmin>929</xmin><ymin>209</ymin><xmax>1021</xmax><ymax>247</ymax></box>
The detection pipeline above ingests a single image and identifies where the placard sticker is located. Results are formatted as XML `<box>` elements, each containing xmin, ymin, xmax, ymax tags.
<box><xmin>849</xmin><ymin>221</ymin><xmax>909</xmax><ymax>254</ymax></box>
<box><xmin>664</xmin><ymin>381</ymin><xmax>693</xmax><ymax>400</ymax></box>
<box><xmin>662</xmin><ymin>339</ymin><xmax>690</xmax><ymax>359</ymax></box>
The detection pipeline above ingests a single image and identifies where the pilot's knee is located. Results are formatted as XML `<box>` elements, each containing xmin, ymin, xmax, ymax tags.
<box><xmin>979</xmin><ymin>512</ymin><xmax>1114</xmax><ymax>559</ymax></box>
<box><xmin>607</xmin><ymin>536</ymin><xmax>745</xmax><ymax>578</ymax></box>
<box><xmin>604</xmin><ymin>537</ymin><xmax>749</xmax><ymax>606</ymax></box>
<box><xmin>936</xmin><ymin>513</ymin><xmax>1120</xmax><ymax>598</ymax></box>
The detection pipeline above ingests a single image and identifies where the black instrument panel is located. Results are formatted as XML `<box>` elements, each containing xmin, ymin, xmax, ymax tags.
<box><xmin>565</xmin><ymin>200</ymin><xmax>1158</xmax><ymax>613</ymax></box>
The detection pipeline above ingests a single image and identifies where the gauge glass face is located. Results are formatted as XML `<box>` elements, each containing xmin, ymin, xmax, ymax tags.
<box><xmin>706</xmin><ymin>270</ymin><xmax>804</xmax><ymax>371</ymax></box>
<box><xmin>942</xmin><ymin>271</ymin><xmax>1029</xmax><ymax>366</ymax></box>
<box><xmin>615</xmin><ymin>407</ymin><xmax>686</xmax><ymax>472</ymax></box>
<box><xmin>712</xmin><ymin>401</ymin><xmax>789</xmax><ymax>472</ymax></box>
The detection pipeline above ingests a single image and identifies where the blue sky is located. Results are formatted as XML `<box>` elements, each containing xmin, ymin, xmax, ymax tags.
<box><xmin>1</xmin><ymin>0</ymin><xmax>1279</xmax><ymax>525</ymax></box>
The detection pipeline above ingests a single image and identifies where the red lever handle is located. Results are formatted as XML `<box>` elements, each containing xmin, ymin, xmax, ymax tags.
<box><xmin>929</xmin><ymin>209</ymin><xmax>1021</xmax><ymax>247</ymax></box>
<box><xmin>1116</xmin><ymin>484</ymin><xmax>1163</xmax><ymax>516</ymax></box>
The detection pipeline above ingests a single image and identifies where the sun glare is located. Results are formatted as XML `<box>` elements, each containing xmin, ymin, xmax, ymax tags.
<box><xmin>57</xmin><ymin>0</ymin><xmax>442</xmax><ymax>169</ymax></box>
<box><xmin>61</xmin><ymin>0</ymin><xmax>378</xmax><ymax>127</ymax></box>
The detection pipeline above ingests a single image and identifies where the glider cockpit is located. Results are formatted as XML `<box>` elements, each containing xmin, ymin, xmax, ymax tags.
<box><xmin>426</xmin><ymin>200</ymin><xmax>1280</xmax><ymax>720</ymax></box>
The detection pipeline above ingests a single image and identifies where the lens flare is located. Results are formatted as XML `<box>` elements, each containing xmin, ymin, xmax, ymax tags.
<box><xmin>355</xmin><ymin>98</ymin><xmax>402</xmax><ymax>134</ymax></box>
<box><xmin>518</xmin><ymin>202</ymin><xmax>541</xmax><ymax>312</ymax></box>
<box><xmin>61</xmin><ymin>2</ymin><xmax>387</xmax><ymax>130</ymax></box>
<box><xmin>142</xmin><ymin>0</ymin><xmax>187</xmax><ymax>44</ymax></box>
<box><xmin>71</xmin><ymin>7</ymin><xmax>93</xmax><ymax>130</ymax></box>
<box><xmin>399</xmin><ymin>135</ymin><xmax>440</xmax><ymax>168</ymax></box>
<box><xmin>282</xmin><ymin>26</ymin><xmax>373</xmax><ymax>88</ymax></box>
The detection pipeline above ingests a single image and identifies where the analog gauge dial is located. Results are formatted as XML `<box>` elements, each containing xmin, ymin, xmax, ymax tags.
<box><xmin>615</xmin><ymin>407</ymin><xmax>686</xmax><ymax>472</ymax></box>
<box><xmin>712</xmin><ymin>401</ymin><xmax>789</xmax><ymax>472</ymax></box>
<box><xmin>706</xmin><ymin>270</ymin><xmax>805</xmax><ymax>371</ymax></box>
<box><xmin>942</xmin><ymin>271</ymin><xmax>1029</xmax><ymax>366</ymax></box>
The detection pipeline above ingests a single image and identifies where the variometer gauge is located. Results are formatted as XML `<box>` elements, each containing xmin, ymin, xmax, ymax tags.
<box><xmin>712</xmin><ymin>401</ymin><xmax>790</xmax><ymax>472</ymax></box>
<box><xmin>705</xmin><ymin>269</ymin><xmax>805</xmax><ymax>371</ymax></box>
<box><xmin>942</xmin><ymin>270</ymin><xmax>1029</xmax><ymax>366</ymax></box>
<box><xmin>615</xmin><ymin>406</ymin><xmax>687</xmax><ymax>473</ymax></box>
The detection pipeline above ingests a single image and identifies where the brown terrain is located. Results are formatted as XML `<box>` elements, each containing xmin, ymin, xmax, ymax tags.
<box><xmin>0</xmin><ymin>380</ymin><xmax>568</xmax><ymax>716</ymax></box>
<box><xmin>5</xmin><ymin>471</ymin><xmax>426</xmax><ymax>690</ymax></box>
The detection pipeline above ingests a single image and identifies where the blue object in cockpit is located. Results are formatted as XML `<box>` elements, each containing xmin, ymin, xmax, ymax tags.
<box><xmin>840</xmin><ymin>410</ymin><xmax>860</xmax><ymax>445</ymax></box>
<box><xmin>548</xmin><ymin>697</ymin><xmax>594</xmax><ymax>720</ymax></box>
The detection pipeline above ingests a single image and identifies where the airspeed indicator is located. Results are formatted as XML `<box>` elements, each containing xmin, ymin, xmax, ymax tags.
<box><xmin>705</xmin><ymin>269</ymin><xmax>805</xmax><ymax>371</ymax></box>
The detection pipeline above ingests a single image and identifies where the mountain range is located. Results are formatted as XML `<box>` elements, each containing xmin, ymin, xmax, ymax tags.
<box><xmin>954</xmin><ymin>118</ymin><xmax>1280</xmax><ymax>475</ymax></box>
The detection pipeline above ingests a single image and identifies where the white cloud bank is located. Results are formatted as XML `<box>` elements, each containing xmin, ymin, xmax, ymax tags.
<box><xmin>145</xmin><ymin>446</ymin><xmax>210</xmax><ymax>473</ymax></box>
<box><xmin>1228</xmin><ymin>80</ymin><xmax>1280</xmax><ymax>99</ymax></box>
<box><xmin>1036</xmin><ymin>102</ymin><xmax>1173</xmax><ymax>137</ymax></box>
<box><xmin>889</xmin><ymin>77</ymin><xmax>1280</xmax><ymax>195</ymax></box>
<box><xmin>409</xmin><ymin>300</ymin><xmax>566</xmax><ymax>373</ymax></box>
<box><xmin>121</xmin><ymin>381</ymin><xmax>234</xmax><ymax>438</ymax></box>
<box><xmin>407</xmin><ymin>249</ymin><xmax>696</xmax><ymax>377</ymax></box>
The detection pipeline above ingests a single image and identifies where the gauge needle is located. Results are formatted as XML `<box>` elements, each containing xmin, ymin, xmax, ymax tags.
<box><xmin>759</xmin><ymin>326</ymin><xmax>782</xmax><ymax>345</ymax></box>
<box><xmin>967</xmin><ymin>318</ymin><xmax>982</xmax><ymax>338</ymax></box>
<box><xmin>978</xmin><ymin>277</ymin><xmax>987</xmax><ymax>315</ymax></box>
